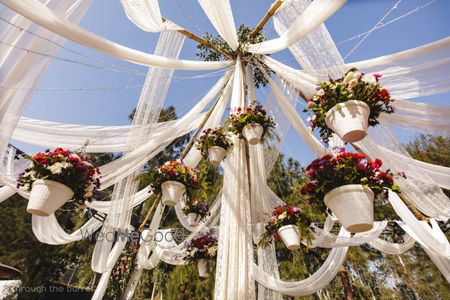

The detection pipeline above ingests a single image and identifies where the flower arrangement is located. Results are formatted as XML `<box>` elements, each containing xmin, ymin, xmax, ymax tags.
<box><xmin>303</xmin><ymin>68</ymin><xmax>395</xmax><ymax>143</ymax></box>
<box><xmin>182</xmin><ymin>199</ymin><xmax>209</xmax><ymax>217</ymax></box>
<box><xmin>150</xmin><ymin>160</ymin><xmax>204</xmax><ymax>197</ymax></box>
<box><xmin>260</xmin><ymin>205</ymin><xmax>311</xmax><ymax>247</ymax></box>
<box><xmin>226</xmin><ymin>103</ymin><xmax>276</xmax><ymax>142</ymax></box>
<box><xmin>17</xmin><ymin>148</ymin><xmax>101</xmax><ymax>201</ymax></box>
<box><xmin>184</xmin><ymin>231</ymin><xmax>218</xmax><ymax>262</ymax></box>
<box><xmin>301</xmin><ymin>150</ymin><xmax>400</xmax><ymax>205</ymax></box>
<box><xmin>195</xmin><ymin>127</ymin><xmax>233</xmax><ymax>158</ymax></box>
<box><xmin>110</xmin><ymin>242</ymin><xmax>140</xmax><ymax>298</ymax></box>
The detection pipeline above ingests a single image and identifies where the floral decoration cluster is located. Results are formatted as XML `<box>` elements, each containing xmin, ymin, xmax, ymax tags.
<box><xmin>182</xmin><ymin>199</ymin><xmax>209</xmax><ymax>217</ymax></box>
<box><xmin>260</xmin><ymin>205</ymin><xmax>311</xmax><ymax>247</ymax></box>
<box><xmin>195</xmin><ymin>127</ymin><xmax>233</xmax><ymax>158</ymax></box>
<box><xmin>226</xmin><ymin>103</ymin><xmax>276</xmax><ymax>142</ymax></box>
<box><xmin>303</xmin><ymin>68</ymin><xmax>395</xmax><ymax>143</ymax></box>
<box><xmin>184</xmin><ymin>231</ymin><xmax>218</xmax><ymax>262</ymax></box>
<box><xmin>17</xmin><ymin>148</ymin><xmax>101</xmax><ymax>201</ymax></box>
<box><xmin>150</xmin><ymin>160</ymin><xmax>204</xmax><ymax>197</ymax></box>
<box><xmin>301</xmin><ymin>149</ymin><xmax>400</xmax><ymax>207</ymax></box>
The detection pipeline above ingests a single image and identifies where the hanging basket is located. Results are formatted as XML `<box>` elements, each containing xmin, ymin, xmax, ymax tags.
<box><xmin>27</xmin><ymin>179</ymin><xmax>74</xmax><ymax>216</ymax></box>
<box><xmin>197</xmin><ymin>259</ymin><xmax>209</xmax><ymax>278</ymax></box>
<box><xmin>187</xmin><ymin>213</ymin><xmax>201</xmax><ymax>227</ymax></box>
<box><xmin>208</xmin><ymin>146</ymin><xmax>227</xmax><ymax>167</ymax></box>
<box><xmin>324</xmin><ymin>184</ymin><xmax>374</xmax><ymax>233</ymax></box>
<box><xmin>161</xmin><ymin>181</ymin><xmax>186</xmax><ymax>207</ymax></box>
<box><xmin>325</xmin><ymin>100</ymin><xmax>370</xmax><ymax>143</ymax></box>
<box><xmin>277</xmin><ymin>225</ymin><xmax>301</xmax><ymax>250</ymax></box>
<box><xmin>242</xmin><ymin>123</ymin><xmax>264</xmax><ymax>145</ymax></box>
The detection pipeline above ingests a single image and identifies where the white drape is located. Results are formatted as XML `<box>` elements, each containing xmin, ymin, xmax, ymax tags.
<box><xmin>120</xmin><ymin>0</ymin><xmax>165</xmax><ymax>32</ymax></box>
<box><xmin>1</xmin><ymin>0</ymin><xmax>233</xmax><ymax>70</ymax></box>
<box><xmin>197</xmin><ymin>0</ymin><xmax>239</xmax><ymax>50</ymax></box>
<box><xmin>245</xmin><ymin>0</ymin><xmax>347</xmax><ymax>54</ymax></box>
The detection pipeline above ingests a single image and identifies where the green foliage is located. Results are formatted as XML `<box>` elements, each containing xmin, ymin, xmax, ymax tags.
<box><xmin>196</xmin><ymin>24</ymin><xmax>273</xmax><ymax>89</ymax></box>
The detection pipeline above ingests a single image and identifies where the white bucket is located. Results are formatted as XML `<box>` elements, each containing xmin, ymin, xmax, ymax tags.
<box><xmin>27</xmin><ymin>179</ymin><xmax>74</xmax><ymax>216</ymax></box>
<box><xmin>197</xmin><ymin>259</ymin><xmax>209</xmax><ymax>278</ymax></box>
<box><xmin>161</xmin><ymin>181</ymin><xmax>186</xmax><ymax>207</ymax></box>
<box><xmin>187</xmin><ymin>213</ymin><xmax>201</xmax><ymax>227</ymax></box>
<box><xmin>242</xmin><ymin>123</ymin><xmax>264</xmax><ymax>145</ymax></box>
<box><xmin>325</xmin><ymin>100</ymin><xmax>370</xmax><ymax>143</ymax></box>
<box><xmin>277</xmin><ymin>225</ymin><xmax>301</xmax><ymax>250</ymax></box>
<box><xmin>324</xmin><ymin>184</ymin><xmax>374</xmax><ymax>233</ymax></box>
<box><xmin>208</xmin><ymin>146</ymin><xmax>227</xmax><ymax>167</ymax></box>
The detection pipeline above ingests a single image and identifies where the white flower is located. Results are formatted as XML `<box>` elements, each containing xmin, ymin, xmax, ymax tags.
<box><xmin>347</xmin><ymin>78</ymin><xmax>358</xmax><ymax>89</ymax></box>
<box><xmin>278</xmin><ymin>211</ymin><xmax>287</xmax><ymax>220</ymax></box>
<box><xmin>361</xmin><ymin>74</ymin><xmax>377</xmax><ymax>84</ymax></box>
<box><xmin>316</xmin><ymin>88</ymin><xmax>325</xmax><ymax>96</ymax></box>
<box><xmin>343</xmin><ymin>71</ymin><xmax>361</xmax><ymax>84</ymax></box>
<box><xmin>47</xmin><ymin>162</ymin><xmax>64</xmax><ymax>174</ymax></box>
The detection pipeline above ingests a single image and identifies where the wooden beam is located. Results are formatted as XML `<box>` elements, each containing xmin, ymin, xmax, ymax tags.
<box><xmin>163</xmin><ymin>18</ymin><xmax>235</xmax><ymax>59</ymax></box>
<box><xmin>248</xmin><ymin>0</ymin><xmax>284</xmax><ymax>39</ymax></box>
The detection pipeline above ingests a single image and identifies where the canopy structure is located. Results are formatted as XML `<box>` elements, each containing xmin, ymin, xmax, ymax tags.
<box><xmin>0</xmin><ymin>0</ymin><xmax>449</xmax><ymax>299</ymax></box>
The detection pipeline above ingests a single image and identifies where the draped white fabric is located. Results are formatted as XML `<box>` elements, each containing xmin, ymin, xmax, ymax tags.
<box><xmin>245</xmin><ymin>0</ymin><xmax>347</xmax><ymax>54</ymax></box>
<box><xmin>197</xmin><ymin>0</ymin><xmax>239</xmax><ymax>50</ymax></box>
<box><xmin>1</xmin><ymin>0</ymin><xmax>233</xmax><ymax>70</ymax></box>
<box><xmin>120</xmin><ymin>0</ymin><xmax>165</xmax><ymax>32</ymax></box>
<box><xmin>0</xmin><ymin>0</ymin><xmax>92</xmax><ymax>169</ymax></box>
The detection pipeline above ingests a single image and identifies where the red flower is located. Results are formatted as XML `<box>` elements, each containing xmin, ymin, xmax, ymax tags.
<box><xmin>376</xmin><ymin>88</ymin><xmax>390</xmax><ymax>101</ymax></box>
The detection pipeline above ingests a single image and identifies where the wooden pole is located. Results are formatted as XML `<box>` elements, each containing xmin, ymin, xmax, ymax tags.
<box><xmin>138</xmin><ymin>195</ymin><xmax>160</xmax><ymax>232</ymax></box>
<box><xmin>162</xmin><ymin>18</ymin><xmax>234</xmax><ymax>59</ymax></box>
<box><xmin>248</xmin><ymin>0</ymin><xmax>284</xmax><ymax>40</ymax></box>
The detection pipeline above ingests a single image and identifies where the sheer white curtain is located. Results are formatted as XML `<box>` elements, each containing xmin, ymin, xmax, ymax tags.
<box><xmin>245</xmin><ymin>0</ymin><xmax>347</xmax><ymax>54</ymax></box>
<box><xmin>197</xmin><ymin>0</ymin><xmax>239</xmax><ymax>50</ymax></box>
<box><xmin>1</xmin><ymin>0</ymin><xmax>233</xmax><ymax>70</ymax></box>
<box><xmin>120</xmin><ymin>0</ymin><xmax>165</xmax><ymax>32</ymax></box>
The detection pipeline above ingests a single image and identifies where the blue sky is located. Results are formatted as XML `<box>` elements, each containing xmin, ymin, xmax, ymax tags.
<box><xmin>5</xmin><ymin>0</ymin><xmax>450</xmax><ymax>163</ymax></box>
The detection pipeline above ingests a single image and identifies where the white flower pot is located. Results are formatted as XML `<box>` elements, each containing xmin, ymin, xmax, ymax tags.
<box><xmin>324</xmin><ymin>184</ymin><xmax>374</xmax><ymax>233</ymax></box>
<box><xmin>161</xmin><ymin>181</ymin><xmax>186</xmax><ymax>207</ymax></box>
<box><xmin>242</xmin><ymin>123</ymin><xmax>264</xmax><ymax>145</ymax></box>
<box><xmin>277</xmin><ymin>225</ymin><xmax>301</xmax><ymax>250</ymax></box>
<box><xmin>208</xmin><ymin>146</ymin><xmax>227</xmax><ymax>167</ymax></box>
<box><xmin>325</xmin><ymin>100</ymin><xmax>370</xmax><ymax>143</ymax></box>
<box><xmin>187</xmin><ymin>213</ymin><xmax>201</xmax><ymax>227</ymax></box>
<box><xmin>27</xmin><ymin>179</ymin><xmax>74</xmax><ymax>216</ymax></box>
<box><xmin>197</xmin><ymin>259</ymin><xmax>209</xmax><ymax>278</ymax></box>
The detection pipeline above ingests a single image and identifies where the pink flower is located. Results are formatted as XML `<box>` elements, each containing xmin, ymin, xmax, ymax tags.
<box><xmin>373</xmin><ymin>73</ymin><xmax>382</xmax><ymax>80</ymax></box>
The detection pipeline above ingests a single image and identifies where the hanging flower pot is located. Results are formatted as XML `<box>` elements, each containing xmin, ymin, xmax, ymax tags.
<box><xmin>150</xmin><ymin>160</ymin><xmax>204</xmax><ymax>207</ymax></box>
<box><xmin>196</xmin><ymin>127</ymin><xmax>232</xmax><ymax>167</ymax></box>
<box><xmin>183</xmin><ymin>200</ymin><xmax>208</xmax><ymax>226</ymax></box>
<box><xmin>301</xmin><ymin>151</ymin><xmax>401</xmax><ymax>233</ymax></box>
<box><xmin>242</xmin><ymin>123</ymin><xmax>264</xmax><ymax>145</ymax></box>
<box><xmin>303</xmin><ymin>69</ymin><xmax>395</xmax><ymax>143</ymax></box>
<box><xmin>197</xmin><ymin>259</ymin><xmax>209</xmax><ymax>278</ymax></box>
<box><xmin>324</xmin><ymin>184</ymin><xmax>374</xmax><ymax>233</ymax></box>
<box><xmin>325</xmin><ymin>100</ymin><xmax>370</xmax><ymax>143</ymax></box>
<box><xmin>187</xmin><ymin>212</ymin><xmax>201</xmax><ymax>227</ymax></box>
<box><xmin>17</xmin><ymin>148</ymin><xmax>101</xmax><ymax>216</ymax></box>
<box><xmin>161</xmin><ymin>180</ymin><xmax>186</xmax><ymax>207</ymax></box>
<box><xmin>226</xmin><ymin>103</ymin><xmax>276</xmax><ymax>145</ymax></box>
<box><xmin>27</xmin><ymin>179</ymin><xmax>74</xmax><ymax>216</ymax></box>
<box><xmin>260</xmin><ymin>205</ymin><xmax>311</xmax><ymax>250</ymax></box>
<box><xmin>277</xmin><ymin>224</ymin><xmax>301</xmax><ymax>250</ymax></box>
<box><xmin>208</xmin><ymin>146</ymin><xmax>227</xmax><ymax>167</ymax></box>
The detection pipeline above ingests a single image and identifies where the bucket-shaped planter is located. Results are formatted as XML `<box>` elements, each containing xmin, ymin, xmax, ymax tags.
<box><xmin>277</xmin><ymin>225</ymin><xmax>301</xmax><ymax>250</ymax></box>
<box><xmin>242</xmin><ymin>123</ymin><xmax>264</xmax><ymax>145</ymax></box>
<box><xmin>208</xmin><ymin>146</ymin><xmax>227</xmax><ymax>167</ymax></box>
<box><xmin>325</xmin><ymin>100</ymin><xmax>370</xmax><ymax>143</ymax></box>
<box><xmin>197</xmin><ymin>259</ymin><xmax>209</xmax><ymax>278</ymax></box>
<box><xmin>161</xmin><ymin>181</ymin><xmax>186</xmax><ymax>207</ymax></box>
<box><xmin>324</xmin><ymin>184</ymin><xmax>374</xmax><ymax>233</ymax></box>
<box><xmin>27</xmin><ymin>179</ymin><xmax>74</xmax><ymax>216</ymax></box>
<box><xmin>187</xmin><ymin>213</ymin><xmax>201</xmax><ymax>227</ymax></box>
